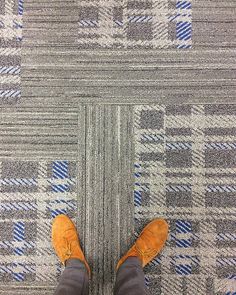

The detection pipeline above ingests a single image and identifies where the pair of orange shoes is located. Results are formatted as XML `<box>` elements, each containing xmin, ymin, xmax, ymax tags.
<box><xmin>52</xmin><ymin>215</ymin><xmax>169</xmax><ymax>277</ymax></box>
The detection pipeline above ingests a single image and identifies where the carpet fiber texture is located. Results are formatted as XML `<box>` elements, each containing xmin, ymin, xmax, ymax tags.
<box><xmin>0</xmin><ymin>0</ymin><xmax>236</xmax><ymax>294</ymax></box>
<box><xmin>134</xmin><ymin>104</ymin><xmax>236</xmax><ymax>294</ymax></box>
<box><xmin>0</xmin><ymin>0</ymin><xmax>22</xmax><ymax>104</ymax></box>
<box><xmin>78</xmin><ymin>0</ymin><xmax>192</xmax><ymax>49</ymax></box>
<box><xmin>0</xmin><ymin>161</ymin><xmax>77</xmax><ymax>282</ymax></box>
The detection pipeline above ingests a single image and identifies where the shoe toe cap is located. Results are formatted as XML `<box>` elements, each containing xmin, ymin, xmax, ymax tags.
<box><xmin>148</xmin><ymin>219</ymin><xmax>169</xmax><ymax>236</ymax></box>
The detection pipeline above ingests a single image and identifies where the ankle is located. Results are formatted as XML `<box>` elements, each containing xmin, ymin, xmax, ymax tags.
<box><xmin>65</xmin><ymin>258</ymin><xmax>85</xmax><ymax>267</ymax></box>
<box><xmin>118</xmin><ymin>256</ymin><xmax>143</xmax><ymax>270</ymax></box>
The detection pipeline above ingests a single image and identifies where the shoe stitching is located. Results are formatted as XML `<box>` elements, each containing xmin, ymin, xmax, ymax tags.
<box><xmin>135</xmin><ymin>245</ymin><xmax>157</xmax><ymax>258</ymax></box>
<box><xmin>61</xmin><ymin>237</ymin><xmax>72</xmax><ymax>265</ymax></box>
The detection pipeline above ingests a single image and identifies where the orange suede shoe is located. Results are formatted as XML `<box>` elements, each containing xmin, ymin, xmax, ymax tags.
<box><xmin>117</xmin><ymin>219</ymin><xmax>169</xmax><ymax>270</ymax></box>
<box><xmin>52</xmin><ymin>214</ymin><xmax>90</xmax><ymax>277</ymax></box>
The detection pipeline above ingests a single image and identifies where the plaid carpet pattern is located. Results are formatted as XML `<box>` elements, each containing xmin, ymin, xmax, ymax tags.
<box><xmin>0</xmin><ymin>0</ymin><xmax>23</xmax><ymax>104</ymax></box>
<box><xmin>134</xmin><ymin>105</ymin><xmax>236</xmax><ymax>294</ymax></box>
<box><xmin>78</xmin><ymin>0</ymin><xmax>192</xmax><ymax>49</ymax></box>
<box><xmin>0</xmin><ymin>160</ymin><xmax>77</xmax><ymax>282</ymax></box>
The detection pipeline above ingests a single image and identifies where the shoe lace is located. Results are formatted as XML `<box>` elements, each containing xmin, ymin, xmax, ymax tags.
<box><xmin>136</xmin><ymin>245</ymin><xmax>157</xmax><ymax>258</ymax></box>
<box><xmin>61</xmin><ymin>237</ymin><xmax>72</xmax><ymax>265</ymax></box>
<box><xmin>135</xmin><ymin>233</ymin><xmax>157</xmax><ymax>259</ymax></box>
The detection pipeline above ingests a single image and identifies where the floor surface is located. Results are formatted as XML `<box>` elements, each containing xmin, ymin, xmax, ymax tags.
<box><xmin>0</xmin><ymin>0</ymin><xmax>236</xmax><ymax>294</ymax></box>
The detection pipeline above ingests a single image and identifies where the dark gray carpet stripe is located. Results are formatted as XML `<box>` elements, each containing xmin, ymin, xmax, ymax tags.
<box><xmin>23</xmin><ymin>0</ymin><xmax>78</xmax><ymax>47</ymax></box>
<box><xmin>0</xmin><ymin>107</ymin><xmax>78</xmax><ymax>159</ymax></box>
<box><xmin>194</xmin><ymin>0</ymin><xmax>236</xmax><ymax>48</ymax></box>
<box><xmin>0</xmin><ymin>283</ymin><xmax>55</xmax><ymax>294</ymax></box>
<box><xmin>77</xmin><ymin>105</ymin><xmax>135</xmax><ymax>294</ymax></box>
<box><xmin>21</xmin><ymin>48</ymin><xmax>236</xmax><ymax>105</ymax></box>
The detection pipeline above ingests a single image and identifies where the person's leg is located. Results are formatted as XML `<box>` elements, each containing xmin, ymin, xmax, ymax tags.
<box><xmin>54</xmin><ymin>258</ymin><xmax>89</xmax><ymax>295</ymax></box>
<box><xmin>115</xmin><ymin>219</ymin><xmax>169</xmax><ymax>295</ymax></box>
<box><xmin>52</xmin><ymin>215</ymin><xmax>91</xmax><ymax>295</ymax></box>
<box><xmin>114</xmin><ymin>257</ymin><xmax>149</xmax><ymax>295</ymax></box>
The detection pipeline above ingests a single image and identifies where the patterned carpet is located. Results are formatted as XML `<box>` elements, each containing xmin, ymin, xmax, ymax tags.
<box><xmin>0</xmin><ymin>0</ymin><xmax>22</xmax><ymax>103</ymax></box>
<box><xmin>0</xmin><ymin>161</ymin><xmax>77</xmax><ymax>282</ymax></box>
<box><xmin>0</xmin><ymin>0</ymin><xmax>236</xmax><ymax>294</ymax></box>
<box><xmin>78</xmin><ymin>0</ymin><xmax>192</xmax><ymax>49</ymax></box>
<box><xmin>134</xmin><ymin>105</ymin><xmax>236</xmax><ymax>294</ymax></box>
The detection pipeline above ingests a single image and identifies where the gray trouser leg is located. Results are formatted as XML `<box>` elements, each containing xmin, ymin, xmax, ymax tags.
<box><xmin>114</xmin><ymin>257</ymin><xmax>150</xmax><ymax>295</ymax></box>
<box><xmin>54</xmin><ymin>258</ymin><xmax>89</xmax><ymax>295</ymax></box>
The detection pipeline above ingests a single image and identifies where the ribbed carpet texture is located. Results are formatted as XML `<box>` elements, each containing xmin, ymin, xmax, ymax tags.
<box><xmin>0</xmin><ymin>0</ymin><xmax>236</xmax><ymax>295</ymax></box>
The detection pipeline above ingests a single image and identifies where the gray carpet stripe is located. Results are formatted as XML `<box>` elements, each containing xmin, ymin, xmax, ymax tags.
<box><xmin>23</xmin><ymin>0</ymin><xmax>78</xmax><ymax>47</ymax></box>
<box><xmin>21</xmin><ymin>48</ymin><xmax>236</xmax><ymax>105</ymax></box>
<box><xmin>77</xmin><ymin>105</ymin><xmax>134</xmax><ymax>295</ymax></box>
<box><xmin>0</xmin><ymin>107</ymin><xmax>78</xmax><ymax>159</ymax></box>
<box><xmin>194</xmin><ymin>0</ymin><xmax>236</xmax><ymax>48</ymax></box>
